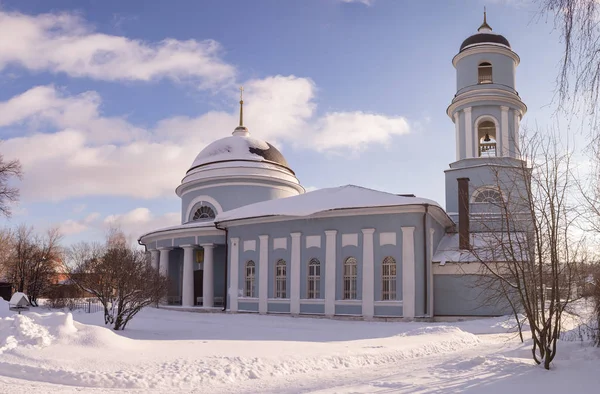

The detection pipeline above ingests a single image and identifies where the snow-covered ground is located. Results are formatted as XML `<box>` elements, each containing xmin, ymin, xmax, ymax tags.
<box><xmin>0</xmin><ymin>299</ymin><xmax>598</xmax><ymax>393</ymax></box>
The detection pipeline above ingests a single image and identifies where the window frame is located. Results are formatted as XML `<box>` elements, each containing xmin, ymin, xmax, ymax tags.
<box><xmin>478</xmin><ymin>62</ymin><xmax>493</xmax><ymax>84</ymax></box>
<box><xmin>307</xmin><ymin>258</ymin><xmax>321</xmax><ymax>299</ymax></box>
<box><xmin>343</xmin><ymin>257</ymin><xmax>358</xmax><ymax>300</ymax></box>
<box><xmin>471</xmin><ymin>186</ymin><xmax>503</xmax><ymax>204</ymax></box>
<box><xmin>191</xmin><ymin>205</ymin><xmax>216</xmax><ymax>221</ymax></box>
<box><xmin>244</xmin><ymin>260</ymin><xmax>256</xmax><ymax>298</ymax></box>
<box><xmin>381</xmin><ymin>256</ymin><xmax>397</xmax><ymax>301</ymax></box>
<box><xmin>274</xmin><ymin>259</ymin><xmax>287</xmax><ymax>299</ymax></box>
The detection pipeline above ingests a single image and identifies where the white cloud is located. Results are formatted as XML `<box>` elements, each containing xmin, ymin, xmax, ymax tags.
<box><xmin>0</xmin><ymin>10</ymin><xmax>236</xmax><ymax>88</ymax></box>
<box><xmin>0</xmin><ymin>78</ymin><xmax>411</xmax><ymax>201</ymax></box>
<box><xmin>103</xmin><ymin>208</ymin><xmax>180</xmax><ymax>238</ymax></box>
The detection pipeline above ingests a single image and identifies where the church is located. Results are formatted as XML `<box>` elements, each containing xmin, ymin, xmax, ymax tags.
<box><xmin>139</xmin><ymin>14</ymin><xmax>527</xmax><ymax>318</ymax></box>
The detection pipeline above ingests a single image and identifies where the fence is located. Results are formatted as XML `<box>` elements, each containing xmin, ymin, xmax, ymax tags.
<box><xmin>42</xmin><ymin>298</ymin><xmax>104</xmax><ymax>313</ymax></box>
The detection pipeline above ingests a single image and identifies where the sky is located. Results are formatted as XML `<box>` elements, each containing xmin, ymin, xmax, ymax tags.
<box><xmin>0</xmin><ymin>0</ymin><xmax>571</xmax><ymax>244</ymax></box>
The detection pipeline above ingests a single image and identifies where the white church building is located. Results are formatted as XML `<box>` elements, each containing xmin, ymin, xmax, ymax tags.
<box><xmin>139</xmin><ymin>14</ymin><xmax>527</xmax><ymax>318</ymax></box>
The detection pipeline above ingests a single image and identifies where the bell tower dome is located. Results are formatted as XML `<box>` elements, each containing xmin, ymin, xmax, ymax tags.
<box><xmin>444</xmin><ymin>12</ymin><xmax>528</xmax><ymax>226</ymax></box>
<box><xmin>448</xmin><ymin>10</ymin><xmax>526</xmax><ymax>161</ymax></box>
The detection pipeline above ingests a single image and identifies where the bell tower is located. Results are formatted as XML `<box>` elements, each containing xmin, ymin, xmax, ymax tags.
<box><xmin>445</xmin><ymin>12</ymin><xmax>527</xmax><ymax>227</ymax></box>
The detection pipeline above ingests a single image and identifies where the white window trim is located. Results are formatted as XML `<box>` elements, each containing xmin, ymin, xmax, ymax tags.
<box><xmin>267</xmin><ymin>298</ymin><xmax>291</xmax><ymax>303</ymax></box>
<box><xmin>299</xmin><ymin>298</ymin><xmax>325</xmax><ymax>304</ymax></box>
<box><xmin>470</xmin><ymin>186</ymin><xmax>505</xmax><ymax>204</ymax></box>
<box><xmin>335</xmin><ymin>299</ymin><xmax>362</xmax><ymax>305</ymax></box>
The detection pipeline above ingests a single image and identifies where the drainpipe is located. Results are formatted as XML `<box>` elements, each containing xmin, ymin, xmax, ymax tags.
<box><xmin>423</xmin><ymin>204</ymin><xmax>429</xmax><ymax>317</ymax></box>
<box><xmin>458</xmin><ymin>177</ymin><xmax>471</xmax><ymax>250</ymax></box>
<box><xmin>214</xmin><ymin>222</ymin><xmax>228</xmax><ymax>312</ymax></box>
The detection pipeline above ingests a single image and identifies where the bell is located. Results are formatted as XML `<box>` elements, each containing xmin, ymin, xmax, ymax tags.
<box><xmin>483</xmin><ymin>133</ymin><xmax>491</xmax><ymax>142</ymax></box>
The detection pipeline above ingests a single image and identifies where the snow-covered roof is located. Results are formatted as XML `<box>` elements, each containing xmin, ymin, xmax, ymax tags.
<box><xmin>216</xmin><ymin>185</ymin><xmax>443</xmax><ymax>223</ymax></box>
<box><xmin>433</xmin><ymin>232</ymin><xmax>528</xmax><ymax>265</ymax></box>
<box><xmin>188</xmin><ymin>135</ymin><xmax>291</xmax><ymax>172</ymax></box>
<box><xmin>138</xmin><ymin>220</ymin><xmax>219</xmax><ymax>241</ymax></box>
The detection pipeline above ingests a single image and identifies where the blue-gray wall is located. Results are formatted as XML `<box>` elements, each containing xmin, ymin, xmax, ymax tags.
<box><xmin>433</xmin><ymin>275</ymin><xmax>513</xmax><ymax>316</ymax></box>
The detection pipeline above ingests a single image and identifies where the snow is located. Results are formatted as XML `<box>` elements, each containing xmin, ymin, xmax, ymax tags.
<box><xmin>190</xmin><ymin>135</ymin><xmax>272</xmax><ymax>169</ymax></box>
<box><xmin>0</xmin><ymin>298</ymin><xmax>599</xmax><ymax>393</ymax></box>
<box><xmin>216</xmin><ymin>185</ymin><xmax>444</xmax><ymax>223</ymax></box>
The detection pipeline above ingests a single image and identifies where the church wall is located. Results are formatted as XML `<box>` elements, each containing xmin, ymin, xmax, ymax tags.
<box><xmin>226</xmin><ymin>211</ymin><xmax>436</xmax><ymax>317</ymax></box>
<box><xmin>213</xmin><ymin>246</ymin><xmax>227</xmax><ymax>300</ymax></box>
<box><xmin>455</xmin><ymin>52</ymin><xmax>516</xmax><ymax>91</ymax></box>
<box><xmin>173</xmin><ymin>236</ymin><xmax>195</xmax><ymax>247</ymax></box>
<box><xmin>180</xmin><ymin>181</ymin><xmax>299</xmax><ymax>223</ymax></box>
<box><xmin>268</xmin><ymin>303</ymin><xmax>290</xmax><ymax>313</ymax></box>
<box><xmin>167</xmin><ymin>249</ymin><xmax>183</xmax><ymax>299</ymax></box>
<box><xmin>433</xmin><ymin>274</ymin><xmax>513</xmax><ymax>316</ymax></box>
<box><xmin>238</xmin><ymin>301</ymin><xmax>258</xmax><ymax>312</ymax></box>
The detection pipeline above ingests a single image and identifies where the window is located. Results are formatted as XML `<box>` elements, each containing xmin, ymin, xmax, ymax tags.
<box><xmin>245</xmin><ymin>261</ymin><xmax>256</xmax><ymax>297</ymax></box>
<box><xmin>192</xmin><ymin>205</ymin><xmax>216</xmax><ymax>221</ymax></box>
<box><xmin>473</xmin><ymin>187</ymin><xmax>502</xmax><ymax>204</ymax></box>
<box><xmin>307</xmin><ymin>258</ymin><xmax>321</xmax><ymax>299</ymax></box>
<box><xmin>382</xmin><ymin>257</ymin><xmax>397</xmax><ymax>300</ymax></box>
<box><xmin>275</xmin><ymin>259</ymin><xmax>287</xmax><ymax>298</ymax></box>
<box><xmin>478</xmin><ymin>62</ymin><xmax>492</xmax><ymax>84</ymax></box>
<box><xmin>478</xmin><ymin>120</ymin><xmax>497</xmax><ymax>157</ymax></box>
<box><xmin>343</xmin><ymin>257</ymin><xmax>358</xmax><ymax>300</ymax></box>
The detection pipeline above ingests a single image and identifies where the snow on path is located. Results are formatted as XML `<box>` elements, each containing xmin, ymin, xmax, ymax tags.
<box><xmin>0</xmin><ymin>300</ymin><xmax>598</xmax><ymax>393</ymax></box>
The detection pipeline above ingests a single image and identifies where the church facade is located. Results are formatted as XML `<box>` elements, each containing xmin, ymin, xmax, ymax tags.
<box><xmin>139</xmin><ymin>15</ymin><xmax>527</xmax><ymax>319</ymax></box>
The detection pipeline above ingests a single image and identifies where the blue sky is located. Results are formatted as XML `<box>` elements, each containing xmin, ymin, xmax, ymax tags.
<box><xmin>0</xmin><ymin>0</ymin><xmax>569</xmax><ymax>243</ymax></box>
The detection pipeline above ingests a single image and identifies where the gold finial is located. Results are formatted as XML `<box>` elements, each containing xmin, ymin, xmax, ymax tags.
<box><xmin>478</xmin><ymin>6</ymin><xmax>492</xmax><ymax>32</ymax></box>
<box><xmin>239</xmin><ymin>86</ymin><xmax>244</xmax><ymax>127</ymax></box>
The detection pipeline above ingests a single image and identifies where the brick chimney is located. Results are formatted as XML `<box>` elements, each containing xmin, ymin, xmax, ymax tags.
<box><xmin>458</xmin><ymin>177</ymin><xmax>470</xmax><ymax>250</ymax></box>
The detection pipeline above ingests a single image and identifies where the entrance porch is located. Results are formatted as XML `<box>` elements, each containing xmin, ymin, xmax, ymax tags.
<box><xmin>149</xmin><ymin>243</ymin><xmax>227</xmax><ymax>308</ymax></box>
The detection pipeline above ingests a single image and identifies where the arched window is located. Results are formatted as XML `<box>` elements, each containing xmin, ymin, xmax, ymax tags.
<box><xmin>478</xmin><ymin>62</ymin><xmax>492</xmax><ymax>84</ymax></box>
<box><xmin>343</xmin><ymin>257</ymin><xmax>358</xmax><ymax>300</ymax></box>
<box><xmin>275</xmin><ymin>259</ymin><xmax>287</xmax><ymax>298</ymax></box>
<box><xmin>472</xmin><ymin>187</ymin><xmax>502</xmax><ymax>204</ymax></box>
<box><xmin>478</xmin><ymin>120</ymin><xmax>497</xmax><ymax>157</ymax></box>
<box><xmin>382</xmin><ymin>257</ymin><xmax>397</xmax><ymax>300</ymax></box>
<box><xmin>245</xmin><ymin>261</ymin><xmax>256</xmax><ymax>297</ymax></box>
<box><xmin>192</xmin><ymin>205</ymin><xmax>216</xmax><ymax>221</ymax></box>
<box><xmin>307</xmin><ymin>258</ymin><xmax>321</xmax><ymax>299</ymax></box>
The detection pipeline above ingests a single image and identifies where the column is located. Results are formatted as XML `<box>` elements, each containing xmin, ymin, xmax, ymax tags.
<box><xmin>464</xmin><ymin>107</ymin><xmax>473</xmax><ymax>158</ymax></box>
<box><xmin>361</xmin><ymin>228</ymin><xmax>375</xmax><ymax>319</ymax></box>
<box><xmin>201</xmin><ymin>243</ymin><xmax>214</xmax><ymax>308</ymax></box>
<box><xmin>158</xmin><ymin>247</ymin><xmax>172</xmax><ymax>278</ymax></box>
<box><xmin>453</xmin><ymin>112</ymin><xmax>460</xmax><ymax>161</ymax></box>
<box><xmin>181</xmin><ymin>245</ymin><xmax>196</xmax><ymax>307</ymax></box>
<box><xmin>324</xmin><ymin>230</ymin><xmax>337</xmax><ymax>317</ymax></box>
<box><xmin>401</xmin><ymin>227</ymin><xmax>415</xmax><ymax>318</ymax></box>
<box><xmin>150</xmin><ymin>249</ymin><xmax>160</xmax><ymax>270</ymax></box>
<box><xmin>501</xmin><ymin>106</ymin><xmax>509</xmax><ymax>157</ymax></box>
<box><xmin>290</xmin><ymin>232</ymin><xmax>301</xmax><ymax>315</ymax></box>
<box><xmin>429</xmin><ymin>228</ymin><xmax>435</xmax><ymax>317</ymax></box>
<box><xmin>258</xmin><ymin>235</ymin><xmax>269</xmax><ymax>314</ymax></box>
<box><xmin>229</xmin><ymin>237</ymin><xmax>240</xmax><ymax>312</ymax></box>
<box><xmin>513</xmin><ymin>112</ymin><xmax>520</xmax><ymax>157</ymax></box>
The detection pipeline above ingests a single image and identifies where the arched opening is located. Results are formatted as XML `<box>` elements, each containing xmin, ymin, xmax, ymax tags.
<box><xmin>190</xmin><ymin>205</ymin><xmax>216</xmax><ymax>222</ymax></box>
<box><xmin>472</xmin><ymin>187</ymin><xmax>503</xmax><ymax>204</ymax></box>
<box><xmin>343</xmin><ymin>257</ymin><xmax>358</xmax><ymax>300</ymax></box>
<box><xmin>478</xmin><ymin>62</ymin><xmax>492</xmax><ymax>84</ymax></box>
<box><xmin>307</xmin><ymin>258</ymin><xmax>321</xmax><ymax>299</ymax></box>
<box><xmin>478</xmin><ymin>120</ymin><xmax>497</xmax><ymax>157</ymax></box>
<box><xmin>244</xmin><ymin>261</ymin><xmax>256</xmax><ymax>297</ymax></box>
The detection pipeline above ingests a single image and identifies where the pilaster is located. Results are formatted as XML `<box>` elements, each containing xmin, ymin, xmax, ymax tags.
<box><xmin>181</xmin><ymin>245</ymin><xmax>197</xmax><ymax>307</ymax></box>
<box><xmin>258</xmin><ymin>235</ymin><xmax>269</xmax><ymax>314</ymax></box>
<box><xmin>324</xmin><ymin>230</ymin><xmax>337</xmax><ymax>317</ymax></box>
<box><xmin>361</xmin><ymin>228</ymin><xmax>375</xmax><ymax>319</ymax></box>
<box><xmin>401</xmin><ymin>227</ymin><xmax>415</xmax><ymax>318</ymax></box>
<box><xmin>501</xmin><ymin>106</ymin><xmax>509</xmax><ymax>156</ymax></box>
<box><xmin>229</xmin><ymin>237</ymin><xmax>240</xmax><ymax>312</ymax></box>
<box><xmin>464</xmin><ymin>107</ymin><xmax>473</xmax><ymax>158</ymax></box>
<box><xmin>290</xmin><ymin>232</ymin><xmax>302</xmax><ymax>315</ymax></box>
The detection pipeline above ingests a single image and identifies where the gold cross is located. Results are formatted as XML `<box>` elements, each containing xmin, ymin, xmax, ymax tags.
<box><xmin>239</xmin><ymin>86</ymin><xmax>244</xmax><ymax>101</ymax></box>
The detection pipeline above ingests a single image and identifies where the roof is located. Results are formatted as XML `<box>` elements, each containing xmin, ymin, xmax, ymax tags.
<box><xmin>187</xmin><ymin>135</ymin><xmax>292</xmax><ymax>174</ymax></box>
<box><xmin>138</xmin><ymin>219</ymin><xmax>219</xmax><ymax>241</ymax></box>
<box><xmin>460</xmin><ymin>32</ymin><xmax>511</xmax><ymax>51</ymax></box>
<box><xmin>216</xmin><ymin>185</ymin><xmax>443</xmax><ymax>223</ymax></box>
<box><xmin>433</xmin><ymin>232</ymin><xmax>528</xmax><ymax>264</ymax></box>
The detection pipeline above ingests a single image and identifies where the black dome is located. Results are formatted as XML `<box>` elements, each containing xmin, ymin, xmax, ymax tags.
<box><xmin>460</xmin><ymin>33</ymin><xmax>510</xmax><ymax>51</ymax></box>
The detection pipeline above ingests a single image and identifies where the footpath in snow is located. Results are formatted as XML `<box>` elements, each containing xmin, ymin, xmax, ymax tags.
<box><xmin>0</xmin><ymin>299</ymin><xmax>598</xmax><ymax>393</ymax></box>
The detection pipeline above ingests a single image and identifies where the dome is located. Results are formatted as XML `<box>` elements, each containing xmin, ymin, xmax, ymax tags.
<box><xmin>460</xmin><ymin>11</ymin><xmax>510</xmax><ymax>52</ymax></box>
<box><xmin>187</xmin><ymin>134</ymin><xmax>293</xmax><ymax>174</ymax></box>
<box><xmin>460</xmin><ymin>33</ymin><xmax>510</xmax><ymax>52</ymax></box>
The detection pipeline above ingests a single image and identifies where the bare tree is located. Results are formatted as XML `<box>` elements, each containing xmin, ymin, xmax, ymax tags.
<box><xmin>470</xmin><ymin>130</ymin><xmax>583</xmax><ymax>369</ymax></box>
<box><xmin>68</xmin><ymin>233</ymin><xmax>168</xmax><ymax>330</ymax></box>
<box><xmin>0</xmin><ymin>149</ymin><xmax>22</xmax><ymax>218</ymax></box>
<box><xmin>0</xmin><ymin>225</ymin><xmax>63</xmax><ymax>305</ymax></box>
